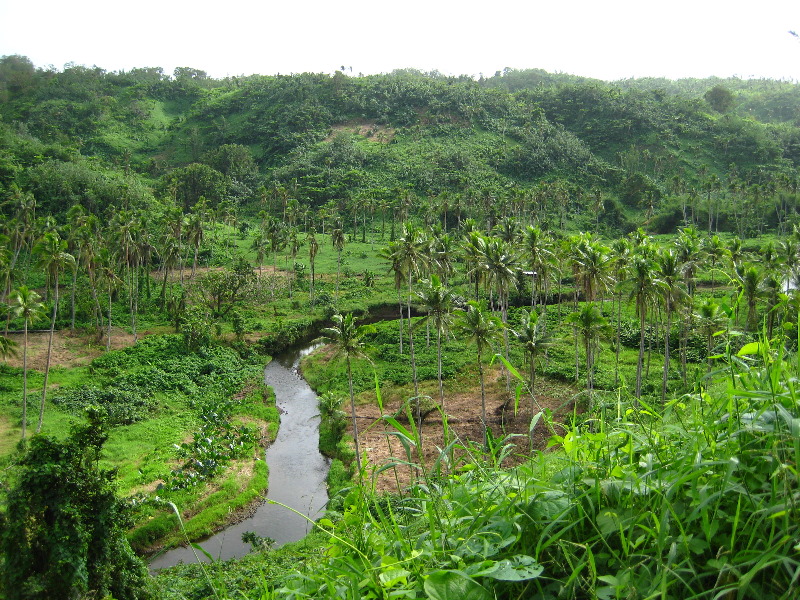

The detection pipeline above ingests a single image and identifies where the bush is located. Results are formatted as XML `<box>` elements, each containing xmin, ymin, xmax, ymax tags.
<box><xmin>51</xmin><ymin>385</ymin><xmax>156</xmax><ymax>425</ymax></box>
<box><xmin>0</xmin><ymin>412</ymin><xmax>150</xmax><ymax>599</ymax></box>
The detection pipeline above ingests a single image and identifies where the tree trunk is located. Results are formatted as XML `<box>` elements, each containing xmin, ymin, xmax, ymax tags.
<box><xmin>347</xmin><ymin>358</ymin><xmax>361</xmax><ymax>471</ymax></box>
<box><xmin>38</xmin><ymin>274</ymin><xmax>59</xmax><ymax>433</ymax></box>
<box><xmin>22</xmin><ymin>319</ymin><xmax>28</xmax><ymax>441</ymax></box>
<box><xmin>478</xmin><ymin>350</ymin><xmax>487</xmax><ymax>446</ymax></box>
<box><xmin>662</xmin><ymin>308</ymin><xmax>671</xmax><ymax>405</ymax></box>
<box><xmin>636</xmin><ymin>306</ymin><xmax>646</xmax><ymax>399</ymax></box>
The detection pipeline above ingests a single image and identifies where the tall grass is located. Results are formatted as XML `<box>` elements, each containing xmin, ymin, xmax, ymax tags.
<box><xmin>264</xmin><ymin>332</ymin><xmax>800</xmax><ymax>600</ymax></box>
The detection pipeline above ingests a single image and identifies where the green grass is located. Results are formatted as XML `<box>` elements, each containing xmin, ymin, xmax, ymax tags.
<box><xmin>207</xmin><ymin>333</ymin><xmax>797</xmax><ymax>600</ymax></box>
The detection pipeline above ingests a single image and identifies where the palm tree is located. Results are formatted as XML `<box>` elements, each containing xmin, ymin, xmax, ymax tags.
<box><xmin>321</xmin><ymin>313</ymin><xmax>374</xmax><ymax>472</ymax></box>
<box><xmin>628</xmin><ymin>253</ymin><xmax>661</xmax><ymax>398</ymax></box>
<box><xmin>416</xmin><ymin>275</ymin><xmax>456</xmax><ymax>410</ymax></box>
<box><xmin>522</xmin><ymin>225</ymin><xmax>554</xmax><ymax>310</ymax></box>
<box><xmin>695</xmin><ymin>298</ymin><xmax>728</xmax><ymax>373</ymax></box>
<box><xmin>455</xmin><ymin>301</ymin><xmax>502</xmax><ymax>445</ymax></box>
<box><xmin>762</xmin><ymin>272</ymin><xmax>782</xmax><ymax>338</ymax></box>
<box><xmin>74</xmin><ymin>216</ymin><xmax>104</xmax><ymax>332</ymax></box>
<box><xmin>159</xmin><ymin>233</ymin><xmax>182</xmax><ymax>306</ymax></box>
<box><xmin>32</xmin><ymin>231</ymin><xmax>75</xmax><ymax>433</ymax></box>
<box><xmin>780</xmin><ymin>238</ymin><xmax>799</xmax><ymax>292</ymax></box>
<box><xmin>463</xmin><ymin>231</ymin><xmax>487</xmax><ymax>302</ymax></box>
<box><xmin>576</xmin><ymin>240</ymin><xmax>614</xmax><ymax>303</ymax></box>
<box><xmin>379</xmin><ymin>240</ymin><xmax>406</xmax><ymax>355</ymax></box>
<box><xmin>704</xmin><ymin>235</ymin><xmax>729</xmax><ymax>289</ymax></box>
<box><xmin>431</xmin><ymin>231</ymin><xmax>456</xmax><ymax>285</ymax></box>
<box><xmin>740</xmin><ymin>264</ymin><xmax>763</xmax><ymax>332</ymax></box>
<box><xmin>307</xmin><ymin>228</ymin><xmax>319</xmax><ymax>306</ymax></box>
<box><xmin>727</xmin><ymin>237</ymin><xmax>748</xmax><ymax>274</ymax></box>
<box><xmin>0</xmin><ymin>235</ymin><xmax>12</xmax><ymax>307</ymax></box>
<box><xmin>564</xmin><ymin>303</ymin><xmax>612</xmax><ymax>407</ymax></box>
<box><xmin>98</xmin><ymin>249</ymin><xmax>122</xmax><ymax>351</ymax></box>
<box><xmin>186</xmin><ymin>206</ymin><xmax>206</xmax><ymax>277</ymax></box>
<box><xmin>10</xmin><ymin>286</ymin><xmax>44</xmax><ymax>441</ymax></box>
<box><xmin>474</xmin><ymin>236</ymin><xmax>518</xmax><ymax>390</ymax></box>
<box><xmin>251</xmin><ymin>230</ymin><xmax>268</xmax><ymax>280</ymax></box>
<box><xmin>394</xmin><ymin>225</ymin><xmax>430</xmax><ymax>396</ymax></box>
<box><xmin>657</xmin><ymin>248</ymin><xmax>686</xmax><ymax>403</ymax></box>
<box><xmin>610</xmin><ymin>237</ymin><xmax>632</xmax><ymax>385</ymax></box>
<box><xmin>331</xmin><ymin>226</ymin><xmax>345</xmax><ymax>297</ymax></box>
<box><xmin>513</xmin><ymin>308</ymin><xmax>554</xmax><ymax>417</ymax></box>
<box><xmin>674</xmin><ymin>226</ymin><xmax>703</xmax><ymax>298</ymax></box>
<box><xmin>64</xmin><ymin>204</ymin><xmax>89</xmax><ymax>330</ymax></box>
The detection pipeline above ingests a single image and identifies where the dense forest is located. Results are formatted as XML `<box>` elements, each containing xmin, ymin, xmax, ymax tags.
<box><xmin>1</xmin><ymin>55</ymin><xmax>799</xmax><ymax>599</ymax></box>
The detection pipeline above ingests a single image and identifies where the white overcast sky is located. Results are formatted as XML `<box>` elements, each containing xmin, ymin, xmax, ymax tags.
<box><xmin>1</xmin><ymin>0</ymin><xmax>799</xmax><ymax>82</ymax></box>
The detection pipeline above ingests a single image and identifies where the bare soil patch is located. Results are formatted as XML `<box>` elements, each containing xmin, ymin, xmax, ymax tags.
<box><xmin>327</xmin><ymin>120</ymin><xmax>396</xmax><ymax>143</ymax></box>
<box><xmin>3</xmin><ymin>328</ymin><xmax>142</xmax><ymax>371</ymax></box>
<box><xmin>333</xmin><ymin>366</ymin><xmax>578</xmax><ymax>493</ymax></box>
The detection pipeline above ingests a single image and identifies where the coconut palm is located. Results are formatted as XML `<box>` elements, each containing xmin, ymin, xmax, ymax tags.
<box><xmin>576</xmin><ymin>240</ymin><xmax>614</xmax><ymax>303</ymax></box>
<box><xmin>610</xmin><ymin>237</ymin><xmax>632</xmax><ymax>385</ymax></box>
<box><xmin>186</xmin><ymin>206</ymin><xmax>206</xmax><ymax>277</ymax></box>
<box><xmin>331</xmin><ymin>226</ymin><xmax>345</xmax><ymax>297</ymax></box>
<box><xmin>379</xmin><ymin>240</ymin><xmax>406</xmax><ymax>355</ymax></box>
<box><xmin>695</xmin><ymin>298</ymin><xmax>728</xmax><ymax>373</ymax></box>
<box><xmin>307</xmin><ymin>228</ymin><xmax>319</xmax><ymax>306</ymax></box>
<box><xmin>321</xmin><ymin>313</ymin><xmax>375</xmax><ymax>472</ymax></box>
<box><xmin>10</xmin><ymin>286</ymin><xmax>44</xmax><ymax>441</ymax></box>
<box><xmin>762</xmin><ymin>271</ymin><xmax>782</xmax><ymax>338</ymax></box>
<box><xmin>251</xmin><ymin>230</ymin><xmax>268</xmax><ymax>279</ymax></box>
<box><xmin>463</xmin><ymin>231</ymin><xmax>487</xmax><ymax>302</ymax></box>
<box><xmin>564</xmin><ymin>303</ymin><xmax>612</xmax><ymax>407</ymax></box>
<box><xmin>98</xmin><ymin>249</ymin><xmax>122</xmax><ymax>351</ymax></box>
<box><xmin>657</xmin><ymin>248</ymin><xmax>687</xmax><ymax>404</ymax></box>
<box><xmin>32</xmin><ymin>231</ymin><xmax>75</xmax><ymax>433</ymax></box>
<box><xmin>393</xmin><ymin>225</ymin><xmax>430</xmax><ymax>396</ymax></box>
<box><xmin>480</xmin><ymin>237</ymin><xmax>519</xmax><ymax>390</ymax></box>
<box><xmin>431</xmin><ymin>231</ymin><xmax>456</xmax><ymax>285</ymax></box>
<box><xmin>522</xmin><ymin>225</ymin><xmax>554</xmax><ymax>310</ymax></box>
<box><xmin>513</xmin><ymin>308</ymin><xmax>554</xmax><ymax>417</ymax></box>
<box><xmin>674</xmin><ymin>226</ymin><xmax>703</xmax><ymax>297</ymax></box>
<box><xmin>740</xmin><ymin>264</ymin><xmax>763</xmax><ymax>332</ymax></box>
<box><xmin>455</xmin><ymin>301</ymin><xmax>502</xmax><ymax>445</ymax></box>
<box><xmin>628</xmin><ymin>253</ymin><xmax>662</xmax><ymax>398</ymax></box>
<box><xmin>74</xmin><ymin>216</ymin><xmax>104</xmax><ymax>331</ymax></box>
<box><xmin>64</xmin><ymin>204</ymin><xmax>89</xmax><ymax>329</ymax></box>
<box><xmin>416</xmin><ymin>275</ymin><xmax>456</xmax><ymax>410</ymax></box>
<box><xmin>780</xmin><ymin>238</ymin><xmax>799</xmax><ymax>292</ymax></box>
<box><xmin>704</xmin><ymin>234</ymin><xmax>729</xmax><ymax>289</ymax></box>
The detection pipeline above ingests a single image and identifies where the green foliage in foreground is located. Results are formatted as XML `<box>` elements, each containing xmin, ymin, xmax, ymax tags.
<box><xmin>161</xmin><ymin>335</ymin><xmax>800</xmax><ymax>600</ymax></box>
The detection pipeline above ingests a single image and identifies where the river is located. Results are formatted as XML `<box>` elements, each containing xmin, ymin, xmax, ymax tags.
<box><xmin>149</xmin><ymin>341</ymin><xmax>330</xmax><ymax>569</ymax></box>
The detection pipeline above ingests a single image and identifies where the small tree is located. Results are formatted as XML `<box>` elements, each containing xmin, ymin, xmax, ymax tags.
<box><xmin>331</xmin><ymin>226</ymin><xmax>345</xmax><ymax>297</ymax></box>
<box><xmin>0</xmin><ymin>410</ymin><xmax>150</xmax><ymax>599</ymax></box>
<box><xmin>32</xmin><ymin>231</ymin><xmax>75</xmax><ymax>433</ymax></box>
<box><xmin>513</xmin><ymin>308</ymin><xmax>554</xmax><ymax>414</ymax></box>
<box><xmin>416</xmin><ymin>275</ymin><xmax>456</xmax><ymax>411</ymax></box>
<box><xmin>321</xmin><ymin>313</ymin><xmax>375</xmax><ymax>471</ymax></box>
<box><xmin>565</xmin><ymin>303</ymin><xmax>612</xmax><ymax>408</ymax></box>
<box><xmin>455</xmin><ymin>301</ymin><xmax>502</xmax><ymax>445</ymax></box>
<box><xmin>10</xmin><ymin>286</ymin><xmax>44</xmax><ymax>440</ymax></box>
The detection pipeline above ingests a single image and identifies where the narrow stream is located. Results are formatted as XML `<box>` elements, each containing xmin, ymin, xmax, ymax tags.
<box><xmin>149</xmin><ymin>341</ymin><xmax>330</xmax><ymax>569</ymax></box>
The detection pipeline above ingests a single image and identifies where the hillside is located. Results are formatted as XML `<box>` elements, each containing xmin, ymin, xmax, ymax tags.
<box><xmin>2</xmin><ymin>57</ymin><xmax>800</xmax><ymax>236</ymax></box>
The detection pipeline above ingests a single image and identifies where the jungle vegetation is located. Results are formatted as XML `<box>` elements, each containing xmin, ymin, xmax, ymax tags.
<box><xmin>1</xmin><ymin>56</ymin><xmax>799</xmax><ymax>598</ymax></box>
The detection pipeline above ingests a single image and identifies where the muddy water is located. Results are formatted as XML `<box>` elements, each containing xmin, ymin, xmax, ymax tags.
<box><xmin>149</xmin><ymin>342</ymin><xmax>330</xmax><ymax>568</ymax></box>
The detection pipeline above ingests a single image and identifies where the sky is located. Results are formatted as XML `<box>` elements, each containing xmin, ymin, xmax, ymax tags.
<box><xmin>1</xmin><ymin>0</ymin><xmax>800</xmax><ymax>82</ymax></box>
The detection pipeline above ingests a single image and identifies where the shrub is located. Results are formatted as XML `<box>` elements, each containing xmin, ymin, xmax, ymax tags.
<box><xmin>0</xmin><ymin>412</ymin><xmax>150</xmax><ymax>599</ymax></box>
